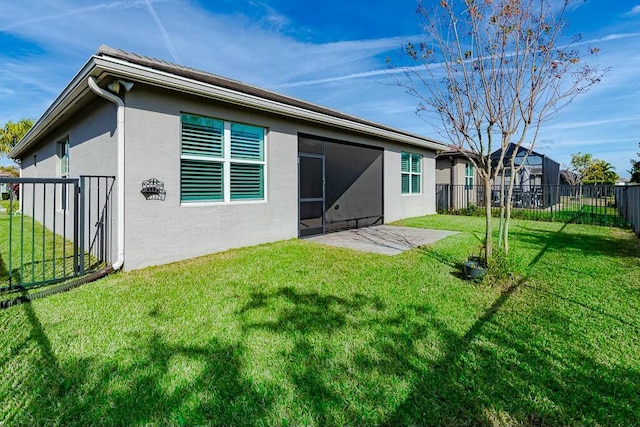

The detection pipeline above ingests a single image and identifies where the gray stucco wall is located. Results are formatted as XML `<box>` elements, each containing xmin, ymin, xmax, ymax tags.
<box><xmin>121</xmin><ymin>85</ymin><xmax>438</xmax><ymax>270</ymax></box>
<box><xmin>435</xmin><ymin>156</ymin><xmax>481</xmax><ymax>209</ymax></box>
<box><xmin>436</xmin><ymin>157</ymin><xmax>452</xmax><ymax>185</ymax></box>
<box><xmin>18</xmin><ymin>83</ymin><xmax>440</xmax><ymax>272</ymax></box>
<box><xmin>18</xmin><ymin>99</ymin><xmax>119</xmax><ymax>262</ymax></box>
<box><xmin>436</xmin><ymin>157</ymin><xmax>468</xmax><ymax>186</ymax></box>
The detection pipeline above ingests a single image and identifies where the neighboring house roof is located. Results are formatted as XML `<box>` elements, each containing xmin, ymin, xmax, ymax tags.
<box><xmin>436</xmin><ymin>145</ymin><xmax>479</xmax><ymax>160</ymax></box>
<box><xmin>490</xmin><ymin>142</ymin><xmax>558</xmax><ymax>165</ymax></box>
<box><xmin>10</xmin><ymin>45</ymin><xmax>448</xmax><ymax>159</ymax></box>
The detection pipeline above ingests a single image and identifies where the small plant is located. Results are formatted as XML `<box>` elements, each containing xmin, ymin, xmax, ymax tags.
<box><xmin>483</xmin><ymin>249</ymin><xmax>522</xmax><ymax>289</ymax></box>
<box><xmin>6</xmin><ymin>200</ymin><xmax>19</xmax><ymax>215</ymax></box>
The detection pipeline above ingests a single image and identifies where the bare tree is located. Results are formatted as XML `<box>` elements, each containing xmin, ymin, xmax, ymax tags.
<box><xmin>388</xmin><ymin>0</ymin><xmax>606</xmax><ymax>261</ymax></box>
<box><xmin>560</xmin><ymin>165</ymin><xmax>579</xmax><ymax>186</ymax></box>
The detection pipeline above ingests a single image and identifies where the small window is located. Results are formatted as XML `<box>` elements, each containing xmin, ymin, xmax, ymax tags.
<box><xmin>58</xmin><ymin>139</ymin><xmax>69</xmax><ymax>176</ymax></box>
<box><xmin>401</xmin><ymin>152</ymin><xmax>422</xmax><ymax>194</ymax></box>
<box><xmin>57</xmin><ymin>138</ymin><xmax>70</xmax><ymax>210</ymax></box>
<box><xmin>465</xmin><ymin>163</ymin><xmax>474</xmax><ymax>189</ymax></box>
<box><xmin>180</xmin><ymin>114</ymin><xmax>266</xmax><ymax>203</ymax></box>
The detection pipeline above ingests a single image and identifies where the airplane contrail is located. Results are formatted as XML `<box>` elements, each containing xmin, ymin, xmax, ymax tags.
<box><xmin>1</xmin><ymin>0</ymin><xmax>149</xmax><ymax>30</ymax></box>
<box><xmin>145</xmin><ymin>0</ymin><xmax>181</xmax><ymax>63</ymax></box>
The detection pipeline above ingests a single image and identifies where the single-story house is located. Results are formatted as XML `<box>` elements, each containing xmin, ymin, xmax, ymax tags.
<box><xmin>0</xmin><ymin>171</ymin><xmax>14</xmax><ymax>200</ymax></box>
<box><xmin>435</xmin><ymin>147</ymin><xmax>481</xmax><ymax>210</ymax></box>
<box><xmin>9</xmin><ymin>45</ymin><xmax>448</xmax><ymax>271</ymax></box>
<box><xmin>436</xmin><ymin>146</ymin><xmax>479</xmax><ymax>188</ymax></box>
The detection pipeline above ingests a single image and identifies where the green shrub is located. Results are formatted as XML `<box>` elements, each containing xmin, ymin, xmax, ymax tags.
<box><xmin>483</xmin><ymin>250</ymin><xmax>523</xmax><ymax>289</ymax></box>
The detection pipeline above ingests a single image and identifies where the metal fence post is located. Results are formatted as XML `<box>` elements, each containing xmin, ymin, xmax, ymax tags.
<box><xmin>78</xmin><ymin>177</ymin><xmax>85</xmax><ymax>276</ymax></box>
<box><xmin>73</xmin><ymin>179</ymin><xmax>80</xmax><ymax>276</ymax></box>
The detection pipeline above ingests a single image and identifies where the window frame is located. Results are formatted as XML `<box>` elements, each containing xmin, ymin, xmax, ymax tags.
<box><xmin>401</xmin><ymin>151</ymin><xmax>422</xmax><ymax>195</ymax></box>
<box><xmin>57</xmin><ymin>138</ymin><xmax>70</xmax><ymax>211</ymax></box>
<box><xmin>180</xmin><ymin>113</ymin><xmax>267</xmax><ymax>204</ymax></box>
<box><xmin>465</xmin><ymin>163</ymin><xmax>474</xmax><ymax>189</ymax></box>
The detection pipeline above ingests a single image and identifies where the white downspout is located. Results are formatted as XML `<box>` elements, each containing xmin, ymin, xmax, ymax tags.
<box><xmin>87</xmin><ymin>76</ymin><xmax>125</xmax><ymax>271</ymax></box>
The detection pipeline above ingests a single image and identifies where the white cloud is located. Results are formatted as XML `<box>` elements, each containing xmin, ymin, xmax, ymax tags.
<box><xmin>545</xmin><ymin>115</ymin><xmax>640</xmax><ymax>131</ymax></box>
<box><xmin>627</xmin><ymin>5</ymin><xmax>640</xmax><ymax>15</ymax></box>
<box><xmin>0</xmin><ymin>0</ymin><xmax>637</xmax><ymax>176</ymax></box>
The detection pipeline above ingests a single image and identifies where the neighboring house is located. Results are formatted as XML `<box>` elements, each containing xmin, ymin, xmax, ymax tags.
<box><xmin>0</xmin><ymin>171</ymin><xmax>12</xmax><ymax>199</ymax></box>
<box><xmin>435</xmin><ymin>147</ymin><xmax>480</xmax><ymax>210</ymax></box>
<box><xmin>436</xmin><ymin>147</ymin><xmax>479</xmax><ymax>187</ymax></box>
<box><xmin>9</xmin><ymin>45</ymin><xmax>448</xmax><ymax>271</ymax></box>
<box><xmin>491</xmin><ymin>143</ymin><xmax>560</xmax><ymax>208</ymax></box>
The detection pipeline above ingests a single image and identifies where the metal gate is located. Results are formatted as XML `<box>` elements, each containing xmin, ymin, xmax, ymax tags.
<box><xmin>0</xmin><ymin>175</ymin><xmax>115</xmax><ymax>290</ymax></box>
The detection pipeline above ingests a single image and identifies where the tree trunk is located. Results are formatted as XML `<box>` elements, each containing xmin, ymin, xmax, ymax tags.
<box><xmin>497</xmin><ymin>181</ymin><xmax>506</xmax><ymax>249</ymax></box>
<box><xmin>504</xmin><ymin>163</ymin><xmax>517</xmax><ymax>256</ymax></box>
<box><xmin>504</xmin><ymin>189</ymin><xmax>512</xmax><ymax>255</ymax></box>
<box><xmin>484</xmin><ymin>177</ymin><xmax>492</xmax><ymax>261</ymax></box>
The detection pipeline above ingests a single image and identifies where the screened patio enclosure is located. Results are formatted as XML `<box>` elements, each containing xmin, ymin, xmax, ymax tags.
<box><xmin>298</xmin><ymin>135</ymin><xmax>383</xmax><ymax>237</ymax></box>
<box><xmin>491</xmin><ymin>143</ymin><xmax>560</xmax><ymax>209</ymax></box>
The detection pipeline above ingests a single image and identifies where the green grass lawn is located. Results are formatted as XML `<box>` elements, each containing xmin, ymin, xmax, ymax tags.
<box><xmin>0</xmin><ymin>209</ymin><xmax>78</xmax><ymax>290</ymax></box>
<box><xmin>444</xmin><ymin>199</ymin><xmax>627</xmax><ymax>227</ymax></box>
<box><xmin>1</xmin><ymin>215</ymin><xmax>639</xmax><ymax>426</ymax></box>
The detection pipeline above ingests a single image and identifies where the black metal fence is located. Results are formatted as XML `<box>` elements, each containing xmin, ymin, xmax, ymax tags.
<box><xmin>436</xmin><ymin>184</ymin><xmax>628</xmax><ymax>228</ymax></box>
<box><xmin>0</xmin><ymin>175</ymin><xmax>115</xmax><ymax>291</ymax></box>
<box><xmin>615</xmin><ymin>185</ymin><xmax>640</xmax><ymax>236</ymax></box>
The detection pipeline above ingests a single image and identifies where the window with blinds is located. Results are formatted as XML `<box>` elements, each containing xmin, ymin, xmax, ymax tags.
<box><xmin>180</xmin><ymin>113</ymin><xmax>266</xmax><ymax>202</ymax></box>
<box><xmin>401</xmin><ymin>151</ymin><xmax>422</xmax><ymax>194</ymax></box>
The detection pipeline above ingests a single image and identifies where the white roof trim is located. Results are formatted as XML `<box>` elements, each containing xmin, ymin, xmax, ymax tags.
<box><xmin>10</xmin><ymin>53</ymin><xmax>448</xmax><ymax>158</ymax></box>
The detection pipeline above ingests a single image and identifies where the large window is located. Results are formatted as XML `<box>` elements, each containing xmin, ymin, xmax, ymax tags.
<box><xmin>401</xmin><ymin>151</ymin><xmax>422</xmax><ymax>194</ymax></box>
<box><xmin>180</xmin><ymin>114</ymin><xmax>265</xmax><ymax>202</ymax></box>
<box><xmin>465</xmin><ymin>163</ymin><xmax>474</xmax><ymax>189</ymax></box>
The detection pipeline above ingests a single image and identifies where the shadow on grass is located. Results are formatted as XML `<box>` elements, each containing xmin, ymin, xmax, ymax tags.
<box><xmin>237</xmin><ymin>286</ymin><xmax>638</xmax><ymax>426</ymax></box>
<box><xmin>5</xmin><ymin>303</ymin><xmax>271</xmax><ymax>426</ymax></box>
<box><xmin>3</xmin><ymin>222</ymin><xmax>639</xmax><ymax>426</ymax></box>
<box><xmin>0</xmin><ymin>252</ymin><xmax>22</xmax><ymax>291</ymax></box>
<box><xmin>514</xmin><ymin>222</ymin><xmax>639</xmax><ymax>267</ymax></box>
<box><xmin>3</xmin><ymin>281</ymin><xmax>638</xmax><ymax>425</ymax></box>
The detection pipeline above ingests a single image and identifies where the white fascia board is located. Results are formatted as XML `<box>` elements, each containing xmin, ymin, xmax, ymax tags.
<box><xmin>92</xmin><ymin>56</ymin><xmax>449</xmax><ymax>152</ymax></box>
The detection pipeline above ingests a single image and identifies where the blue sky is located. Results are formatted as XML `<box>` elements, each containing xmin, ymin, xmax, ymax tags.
<box><xmin>0</xmin><ymin>0</ymin><xmax>638</xmax><ymax>177</ymax></box>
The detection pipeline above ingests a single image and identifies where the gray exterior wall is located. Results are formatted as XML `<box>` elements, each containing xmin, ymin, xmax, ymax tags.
<box><xmin>436</xmin><ymin>155</ymin><xmax>480</xmax><ymax>210</ymax></box>
<box><xmin>436</xmin><ymin>157</ymin><xmax>451</xmax><ymax>185</ymax></box>
<box><xmin>436</xmin><ymin>156</ymin><xmax>478</xmax><ymax>186</ymax></box>
<box><xmin>19</xmin><ymin>99</ymin><xmax>118</xmax><ymax>262</ymax></box>
<box><xmin>19</xmin><ymin>84</ymin><xmax>439</xmax><ymax>272</ymax></box>
<box><xmin>121</xmin><ymin>85</ymin><xmax>437</xmax><ymax>270</ymax></box>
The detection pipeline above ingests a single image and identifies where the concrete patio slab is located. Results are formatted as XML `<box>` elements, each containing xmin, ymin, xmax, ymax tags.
<box><xmin>305</xmin><ymin>225</ymin><xmax>458</xmax><ymax>255</ymax></box>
